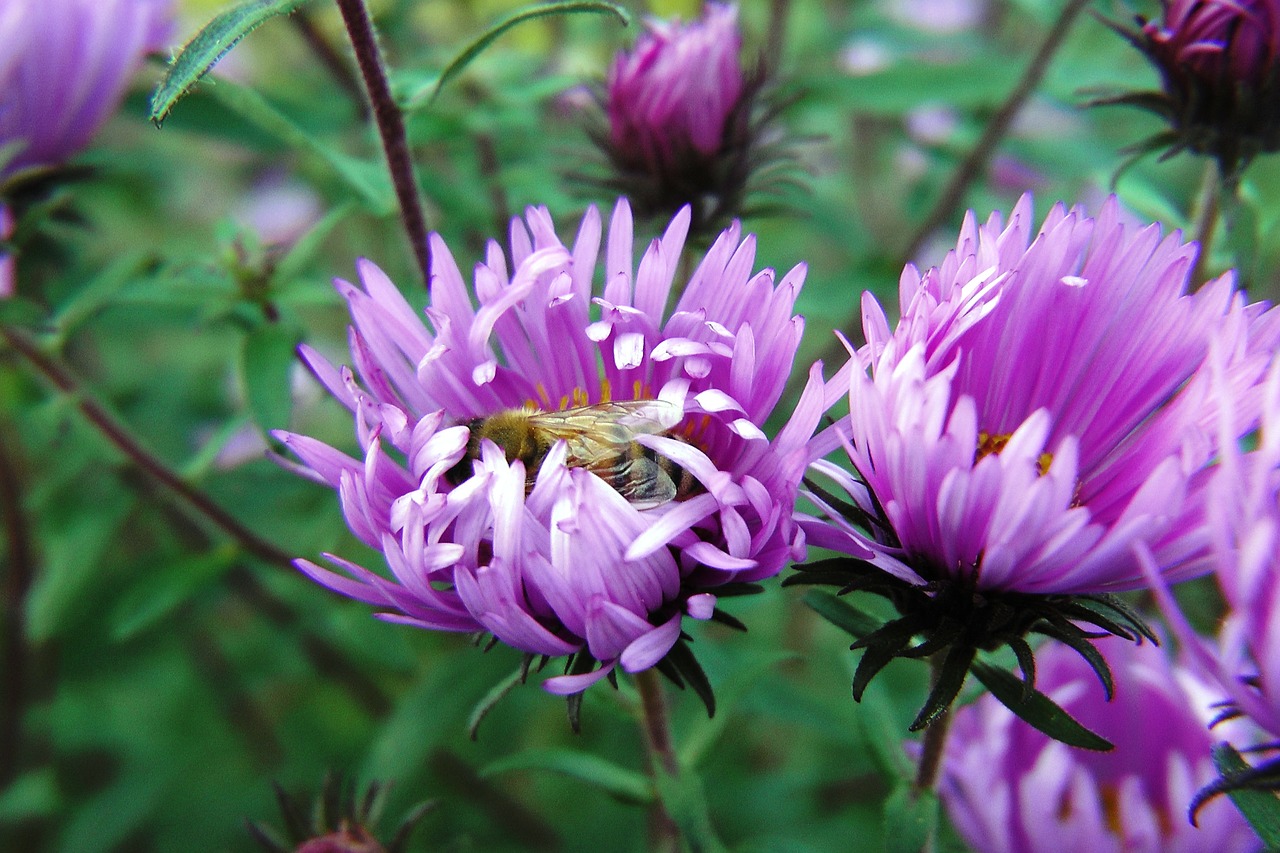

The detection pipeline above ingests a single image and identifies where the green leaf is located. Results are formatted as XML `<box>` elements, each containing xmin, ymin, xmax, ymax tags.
<box><xmin>481</xmin><ymin>748</ymin><xmax>653</xmax><ymax>804</ymax></box>
<box><xmin>971</xmin><ymin>660</ymin><xmax>1113</xmax><ymax>751</ymax></box>
<box><xmin>109</xmin><ymin>547</ymin><xmax>239</xmax><ymax>641</ymax></box>
<box><xmin>271</xmin><ymin>203</ymin><xmax>356</xmax><ymax>287</ymax></box>
<box><xmin>1212</xmin><ymin>743</ymin><xmax>1280</xmax><ymax>848</ymax></box>
<box><xmin>26</xmin><ymin>490</ymin><xmax>136</xmax><ymax>641</ymax></box>
<box><xmin>207</xmin><ymin>80</ymin><xmax>395</xmax><ymax>213</ymax></box>
<box><xmin>466</xmin><ymin>665</ymin><xmax>526</xmax><ymax>740</ymax></box>
<box><xmin>150</xmin><ymin>0</ymin><xmax>315</xmax><ymax>124</ymax></box>
<box><xmin>883</xmin><ymin>783</ymin><xmax>938</xmax><ymax>853</ymax></box>
<box><xmin>51</xmin><ymin>253</ymin><xmax>153</xmax><ymax>339</ymax></box>
<box><xmin>678</xmin><ymin>652</ymin><xmax>798</xmax><ymax>769</ymax></box>
<box><xmin>241</xmin><ymin>321</ymin><xmax>302</xmax><ymax>432</ymax></box>
<box><xmin>0</xmin><ymin>768</ymin><xmax>59</xmax><ymax>821</ymax></box>
<box><xmin>803</xmin><ymin>589</ymin><xmax>882</xmax><ymax>639</ymax></box>
<box><xmin>421</xmin><ymin>1</ymin><xmax>631</xmax><ymax>108</ymax></box>
<box><xmin>651</xmin><ymin>764</ymin><xmax>730</xmax><ymax>853</ymax></box>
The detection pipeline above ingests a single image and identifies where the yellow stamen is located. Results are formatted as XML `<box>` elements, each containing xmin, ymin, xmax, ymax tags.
<box><xmin>976</xmin><ymin>430</ymin><xmax>1053</xmax><ymax>476</ymax></box>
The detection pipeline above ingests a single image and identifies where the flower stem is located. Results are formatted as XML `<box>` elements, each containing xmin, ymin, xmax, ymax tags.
<box><xmin>0</xmin><ymin>326</ymin><xmax>297</xmax><ymax>570</ymax></box>
<box><xmin>1189</xmin><ymin>160</ymin><xmax>1221</xmax><ymax>289</ymax></box>
<box><xmin>897</xmin><ymin>0</ymin><xmax>1092</xmax><ymax>266</ymax></box>
<box><xmin>0</xmin><ymin>422</ymin><xmax>34</xmax><ymax>790</ymax></box>
<box><xmin>912</xmin><ymin>706</ymin><xmax>954</xmax><ymax>798</ymax></box>
<box><xmin>637</xmin><ymin>668</ymin><xmax>680</xmax><ymax>777</ymax></box>
<box><xmin>333</xmin><ymin>0</ymin><xmax>432</xmax><ymax>288</ymax></box>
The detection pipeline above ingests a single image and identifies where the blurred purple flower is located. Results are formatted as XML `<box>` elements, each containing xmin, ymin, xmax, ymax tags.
<box><xmin>276</xmin><ymin>201</ymin><xmax>823</xmax><ymax>698</ymax></box>
<box><xmin>808</xmin><ymin>194</ymin><xmax>1279</xmax><ymax>597</ymax></box>
<box><xmin>0</xmin><ymin>204</ymin><xmax>13</xmax><ymax>297</ymax></box>
<box><xmin>940</xmin><ymin>638</ymin><xmax>1259</xmax><ymax>853</ymax></box>
<box><xmin>1102</xmin><ymin>0</ymin><xmax>1280</xmax><ymax>176</ymax></box>
<box><xmin>0</xmin><ymin>0</ymin><xmax>171</xmax><ymax>179</ymax></box>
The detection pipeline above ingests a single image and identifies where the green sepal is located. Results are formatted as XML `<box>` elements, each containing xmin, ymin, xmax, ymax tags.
<box><xmin>971</xmin><ymin>660</ymin><xmax>1113</xmax><ymax>752</ymax></box>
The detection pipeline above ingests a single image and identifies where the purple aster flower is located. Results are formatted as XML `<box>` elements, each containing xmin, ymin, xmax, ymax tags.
<box><xmin>939</xmin><ymin>638</ymin><xmax>1259</xmax><ymax>853</ymax></box>
<box><xmin>1141</xmin><ymin>358</ymin><xmax>1280</xmax><ymax>812</ymax></box>
<box><xmin>1099</xmin><ymin>0</ymin><xmax>1280</xmax><ymax>177</ymax></box>
<box><xmin>587</xmin><ymin>4</ymin><xmax>793</xmax><ymax>235</ymax></box>
<box><xmin>0</xmin><ymin>0</ymin><xmax>172</xmax><ymax>180</ymax></box>
<box><xmin>276</xmin><ymin>201</ymin><xmax>823</xmax><ymax>704</ymax></box>
<box><xmin>795</xmin><ymin>194</ymin><xmax>1280</xmax><ymax>727</ymax></box>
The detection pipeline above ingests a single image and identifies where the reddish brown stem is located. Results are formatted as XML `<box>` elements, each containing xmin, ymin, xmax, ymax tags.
<box><xmin>333</xmin><ymin>0</ymin><xmax>432</xmax><ymax>288</ymax></box>
<box><xmin>1</xmin><ymin>326</ymin><xmax>297</xmax><ymax>570</ymax></box>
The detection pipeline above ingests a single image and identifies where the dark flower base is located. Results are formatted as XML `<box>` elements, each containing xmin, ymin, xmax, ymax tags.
<box><xmin>786</xmin><ymin>555</ymin><xmax>1157</xmax><ymax>732</ymax></box>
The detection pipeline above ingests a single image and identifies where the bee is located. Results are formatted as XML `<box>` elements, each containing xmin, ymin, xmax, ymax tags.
<box><xmin>444</xmin><ymin>400</ymin><xmax>701</xmax><ymax>508</ymax></box>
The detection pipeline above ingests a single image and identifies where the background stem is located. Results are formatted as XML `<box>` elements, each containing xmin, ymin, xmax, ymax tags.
<box><xmin>334</xmin><ymin>0</ymin><xmax>433</xmax><ymax>288</ymax></box>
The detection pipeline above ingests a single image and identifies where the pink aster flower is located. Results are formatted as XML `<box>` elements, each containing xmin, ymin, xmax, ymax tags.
<box><xmin>809</xmin><ymin>194</ymin><xmax>1279</xmax><ymax>596</ymax></box>
<box><xmin>940</xmin><ymin>638</ymin><xmax>1259</xmax><ymax>853</ymax></box>
<box><xmin>795</xmin><ymin>195</ymin><xmax>1280</xmax><ymax>727</ymax></box>
<box><xmin>1100</xmin><ymin>0</ymin><xmax>1280</xmax><ymax>176</ymax></box>
<box><xmin>276</xmin><ymin>201</ymin><xmax>823</xmax><ymax>701</ymax></box>
<box><xmin>0</xmin><ymin>0</ymin><xmax>172</xmax><ymax>179</ymax></box>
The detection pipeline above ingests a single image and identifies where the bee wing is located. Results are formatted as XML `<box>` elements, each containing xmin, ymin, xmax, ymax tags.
<box><xmin>527</xmin><ymin>400</ymin><xmax>681</xmax><ymax>445</ymax></box>
<box><xmin>592</xmin><ymin>454</ymin><xmax>678</xmax><ymax>509</ymax></box>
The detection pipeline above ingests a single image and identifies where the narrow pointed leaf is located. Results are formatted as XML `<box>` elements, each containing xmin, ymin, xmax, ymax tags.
<box><xmin>1198</xmin><ymin>745</ymin><xmax>1280</xmax><ymax>844</ymax></box>
<box><xmin>909</xmin><ymin>645</ymin><xmax>975</xmax><ymax>731</ymax></box>
<box><xmin>481</xmin><ymin>749</ymin><xmax>653</xmax><ymax>804</ymax></box>
<box><xmin>467</xmin><ymin>664</ymin><xmax>525</xmax><ymax>740</ymax></box>
<box><xmin>150</xmin><ymin>0</ymin><xmax>315</xmax><ymax>123</ymax></box>
<box><xmin>972</xmin><ymin>660</ymin><xmax>1113</xmax><ymax>751</ymax></box>
<box><xmin>421</xmin><ymin>1</ymin><xmax>631</xmax><ymax>108</ymax></box>
<box><xmin>803</xmin><ymin>589</ymin><xmax>881</xmax><ymax>639</ymax></box>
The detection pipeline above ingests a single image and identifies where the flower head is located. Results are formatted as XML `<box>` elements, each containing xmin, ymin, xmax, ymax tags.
<box><xmin>276</xmin><ymin>201</ymin><xmax>822</xmax><ymax>704</ymax></box>
<box><xmin>0</xmin><ymin>0</ymin><xmax>171</xmax><ymax>181</ymax></box>
<box><xmin>1143</xmin><ymin>357</ymin><xmax>1280</xmax><ymax>811</ymax></box>
<box><xmin>248</xmin><ymin>775</ymin><xmax>431</xmax><ymax>853</ymax></box>
<box><xmin>939</xmin><ymin>638</ymin><xmax>1258</xmax><ymax>853</ymax></box>
<box><xmin>590</xmin><ymin>4</ymin><xmax>791</xmax><ymax>235</ymax></box>
<box><xmin>1101</xmin><ymin>0</ymin><xmax>1280</xmax><ymax>177</ymax></box>
<box><xmin>796</xmin><ymin>195</ymin><xmax>1280</xmax><ymax>725</ymax></box>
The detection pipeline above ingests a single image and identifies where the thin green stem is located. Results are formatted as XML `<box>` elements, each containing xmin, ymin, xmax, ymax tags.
<box><xmin>1189</xmin><ymin>160</ymin><xmax>1221</xmax><ymax>290</ymax></box>
<box><xmin>334</xmin><ymin>0</ymin><xmax>432</xmax><ymax>288</ymax></box>
<box><xmin>909</xmin><ymin>656</ymin><xmax>954</xmax><ymax>853</ymax></box>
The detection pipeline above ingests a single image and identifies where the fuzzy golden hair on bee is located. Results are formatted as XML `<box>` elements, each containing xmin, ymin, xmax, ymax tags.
<box><xmin>444</xmin><ymin>400</ymin><xmax>701</xmax><ymax>508</ymax></box>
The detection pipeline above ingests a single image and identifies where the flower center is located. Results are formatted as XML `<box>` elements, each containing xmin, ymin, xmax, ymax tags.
<box><xmin>976</xmin><ymin>431</ymin><xmax>1053</xmax><ymax>475</ymax></box>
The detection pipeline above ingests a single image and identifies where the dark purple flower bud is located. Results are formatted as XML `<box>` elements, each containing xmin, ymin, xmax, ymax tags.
<box><xmin>1101</xmin><ymin>0</ymin><xmax>1280</xmax><ymax>176</ymax></box>
<box><xmin>584</xmin><ymin>4</ymin><xmax>797</xmax><ymax>236</ymax></box>
<box><xmin>606</xmin><ymin>3</ymin><xmax>745</xmax><ymax>176</ymax></box>
<box><xmin>295</xmin><ymin>827</ymin><xmax>384</xmax><ymax>853</ymax></box>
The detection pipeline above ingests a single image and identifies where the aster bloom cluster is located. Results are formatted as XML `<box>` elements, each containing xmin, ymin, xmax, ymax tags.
<box><xmin>593</xmin><ymin>3</ymin><xmax>786</xmax><ymax>235</ymax></box>
<box><xmin>0</xmin><ymin>0</ymin><xmax>171</xmax><ymax>182</ymax></box>
<box><xmin>939</xmin><ymin>638</ymin><xmax>1259</xmax><ymax>853</ymax></box>
<box><xmin>1144</xmin><ymin>359</ymin><xmax>1280</xmax><ymax>808</ymax></box>
<box><xmin>795</xmin><ymin>195</ymin><xmax>1280</xmax><ymax>726</ymax></box>
<box><xmin>1101</xmin><ymin>0</ymin><xmax>1280</xmax><ymax>177</ymax></box>
<box><xmin>277</xmin><ymin>201</ymin><xmax>823</xmax><ymax>702</ymax></box>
